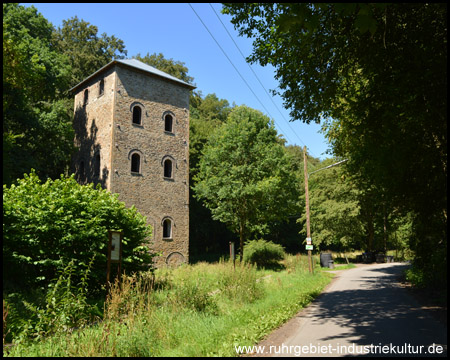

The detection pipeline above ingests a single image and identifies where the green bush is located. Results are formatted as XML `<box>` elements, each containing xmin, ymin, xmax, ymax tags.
<box><xmin>243</xmin><ymin>239</ymin><xmax>285</xmax><ymax>269</ymax></box>
<box><xmin>4</xmin><ymin>256</ymin><xmax>101</xmax><ymax>344</ymax></box>
<box><xmin>219</xmin><ymin>260</ymin><xmax>264</xmax><ymax>303</ymax></box>
<box><xmin>3</xmin><ymin>170</ymin><xmax>155</xmax><ymax>293</ymax></box>
<box><xmin>171</xmin><ymin>279</ymin><xmax>218</xmax><ymax>314</ymax></box>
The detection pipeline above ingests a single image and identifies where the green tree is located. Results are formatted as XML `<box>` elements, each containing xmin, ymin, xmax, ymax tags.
<box><xmin>193</xmin><ymin>105</ymin><xmax>300</xmax><ymax>259</ymax></box>
<box><xmin>189</xmin><ymin>93</ymin><xmax>235</xmax><ymax>260</ymax></box>
<box><xmin>134</xmin><ymin>52</ymin><xmax>201</xmax><ymax>109</ymax></box>
<box><xmin>190</xmin><ymin>93</ymin><xmax>232</xmax><ymax>176</ymax></box>
<box><xmin>299</xmin><ymin>159</ymin><xmax>363</xmax><ymax>252</ymax></box>
<box><xmin>53</xmin><ymin>16</ymin><xmax>127</xmax><ymax>87</ymax></box>
<box><xmin>223</xmin><ymin>3</ymin><xmax>446</xmax><ymax>286</ymax></box>
<box><xmin>134</xmin><ymin>52</ymin><xmax>194</xmax><ymax>85</ymax></box>
<box><xmin>3</xmin><ymin>171</ymin><xmax>154</xmax><ymax>293</ymax></box>
<box><xmin>3</xmin><ymin>3</ymin><xmax>72</xmax><ymax>185</ymax></box>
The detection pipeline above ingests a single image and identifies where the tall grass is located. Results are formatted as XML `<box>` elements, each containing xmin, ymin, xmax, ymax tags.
<box><xmin>5</xmin><ymin>256</ymin><xmax>333</xmax><ymax>357</ymax></box>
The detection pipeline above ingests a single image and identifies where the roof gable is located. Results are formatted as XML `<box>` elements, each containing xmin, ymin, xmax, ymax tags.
<box><xmin>69</xmin><ymin>58</ymin><xmax>196</xmax><ymax>93</ymax></box>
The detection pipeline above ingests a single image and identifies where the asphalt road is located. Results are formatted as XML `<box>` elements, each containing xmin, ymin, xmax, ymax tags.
<box><xmin>253</xmin><ymin>263</ymin><xmax>447</xmax><ymax>357</ymax></box>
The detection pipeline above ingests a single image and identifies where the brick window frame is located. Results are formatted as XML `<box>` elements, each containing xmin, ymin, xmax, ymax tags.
<box><xmin>162</xmin><ymin>111</ymin><xmax>175</xmax><ymax>134</ymax></box>
<box><xmin>99</xmin><ymin>79</ymin><xmax>104</xmax><ymax>96</ymax></box>
<box><xmin>130</xmin><ymin>102</ymin><xmax>145</xmax><ymax>127</ymax></box>
<box><xmin>161</xmin><ymin>155</ymin><xmax>176</xmax><ymax>180</ymax></box>
<box><xmin>128</xmin><ymin>149</ymin><xmax>144</xmax><ymax>175</ymax></box>
<box><xmin>161</xmin><ymin>216</ymin><xmax>174</xmax><ymax>239</ymax></box>
<box><xmin>83</xmin><ymin>89</ymin><xmax>89</xmax><ymax>107</ymax></box>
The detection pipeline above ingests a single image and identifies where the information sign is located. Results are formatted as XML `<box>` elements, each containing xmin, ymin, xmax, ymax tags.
<box><xmin>111</xmin><ymin>232</ymin><xmax>121</xmax><ymax>262</ymax></box>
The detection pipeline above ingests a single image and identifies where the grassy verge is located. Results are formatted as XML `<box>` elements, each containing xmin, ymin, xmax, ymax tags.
<box><xmin>320</xmin><ymin>263</ymin><xmax>356</xmax><ymax>271</ymax></box>
<box><xmin>4</xmin><ymin>255</ymin><xmax>333</xmax><ymax>357</ymax></box>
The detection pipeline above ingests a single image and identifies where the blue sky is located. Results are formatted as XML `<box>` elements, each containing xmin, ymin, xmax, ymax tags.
<box><xmin>22</xmin><ymin>3</ymin><xmax>331</xmax><ymax>160</ymax></box>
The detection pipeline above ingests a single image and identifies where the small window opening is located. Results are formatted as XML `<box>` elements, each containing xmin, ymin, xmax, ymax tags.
<box><xmin>131</xmin><ymin>153</ymin><xmax>140</xmax><ymax>173</ymax></box>
<box><xmin>164</xmin><ymin>159</ymin><xmax>172</xmax><ymax>178</ymax></box>
<box><xmin>79</xmin><ymin>161</ymin><xmax>85</xmax><ymax>182</ymax></box>
<box><xmin>132</xmin><ymin>106</ymin><xmax>142</xmax><ymax>125</ymax></box>
<box><xmin>83</xmin><ymin>89</ymin><xmax>89</xmax><ymax>106</ymax></box>
<box><xmin>164</xmin><ymin>114</ymin><xmax>173</xmax><ymax>132</ymax></box>
<box><xmin>99</xmin><ymin>79</ymin><xmax>104</xmax><ymax>96</ymax></box>
<box><xmin>163</xmin><ymin>219</ymin><xmax>172</xmax><ymax>239</ymax></box>
<box><xmin>94</xmin><ymin>154</ymin><xmax>100</xmax><ymax>177</ymax></box>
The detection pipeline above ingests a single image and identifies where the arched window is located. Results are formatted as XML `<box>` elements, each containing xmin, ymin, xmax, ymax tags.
<box><xmin>164</xmin><ymin>113</ymin><xmax>173</xmax><ymax>133</ymax></box>
<box><xmin>79</xmin><ymin>161</ymin><xmax>85</xmax><ymax>182</ymax></box>
<box><xmin>131</xmin><ymin>153</ymin><xmax>141</xmax><ymax>173</ymax></box>
<box><xmin>132</xmin><ymin>106</ymin><xmax>142</xmax><ymax>125</ymax></box>
<box><xmin>94</xmin><ymin>153</ymin><xmax>100</xmax><ymax>177</ymax></box>
<box><xmin>163</xmin><ymin>218</ymin><xmax>172</xmax><ymax>239</ymax></box>
<box><xmin>99</xmin><ymin>79</ymin><xmax>104</xmax><ymax>96</ymax></box>
<box><xmin>164</xmin><ymin>158</ymin><xmax>172</xmax><ymax>178</ymax></box>
<box><xmin>83</xmin><ymin>89</ymin><xmax>89</xmax><ymax>106</ymax></box>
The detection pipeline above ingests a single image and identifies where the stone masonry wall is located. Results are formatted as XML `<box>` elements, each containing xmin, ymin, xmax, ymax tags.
<box><xmin>72</xmin><ymin>68</ymin><xmax>116</xmax><ymax>189</ymax></box>
<box><xmin>73</xmin><ymin>63</ymin><xmax>190</xmax><ymax>268</ymax></box>
<box><xmin>110</xmin><ymin>65</ymin><xmax>190</xmax><ymax>267</ymax></box>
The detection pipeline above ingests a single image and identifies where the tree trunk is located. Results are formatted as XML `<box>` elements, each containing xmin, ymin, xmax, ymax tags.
<box><xmin>367</xmin><ymin>212</ymin><xmax>374</xmax><ymax>251</ymax></box>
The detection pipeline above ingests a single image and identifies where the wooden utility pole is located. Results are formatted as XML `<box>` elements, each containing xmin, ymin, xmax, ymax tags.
<box><xmin>303</xmin><ymin>146</ymin><xmax>313</xmax><ymax>274</ymax></box>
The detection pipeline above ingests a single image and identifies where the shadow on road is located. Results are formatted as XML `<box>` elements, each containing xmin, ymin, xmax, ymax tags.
<box><xmin>309</xmin><ymin>264</ymin><xmax>447</xmax><ymax>357</ymax></box>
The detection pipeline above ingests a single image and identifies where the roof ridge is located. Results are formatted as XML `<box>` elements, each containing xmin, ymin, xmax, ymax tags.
<box><xmin>69</xmin><ymin>58</ymin><xmax>196</xmax><ymax>93</ymax></box>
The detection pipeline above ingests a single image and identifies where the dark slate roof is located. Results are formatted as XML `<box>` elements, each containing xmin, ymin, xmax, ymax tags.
<box><xmin>69</xmin><ymin>58</ymin><xmax>196</xmax><ymax>93</ymax></box>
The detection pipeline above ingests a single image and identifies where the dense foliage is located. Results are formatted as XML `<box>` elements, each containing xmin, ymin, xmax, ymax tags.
<box><xmin>299</xmin><ymin>159</ymin><xmax>363</xmax><ymax>252</ymax></box>
<box><xmin>3</xmin><ymin>3</ymin><xmax>73</xmax><ymax>184</ymax></box>
<box><xmin>243</xmin><ymin>240</ymin><xmax>285</xmax><ymax>269</ymax></box>
<box><xmin>4</xmin><ymin>3</ymin><xmax>442</xmax><ymax>293</ymax></box>
<box><xmin>3</xmin><ymin>4</ymin><xmax>128</xmax><ymax>185</ymax></box>
<box><xmin>193</xmin><ymin>105</ymin><xmax>300</xmax><ymax>258</ymax></box>
<box><xmin>53</xmin><ymin>15</ymin><xmax>127</xmax><ymax>88</ymax></box>
<box><xmin>222</xmin><ymin>3</ymin><xmax>447</xmax><ymax>288</ymax></box>
<box><xmin>3</xmin><ymin>171</ymin><xmax>154</xmax><ymax>292</ymax></box>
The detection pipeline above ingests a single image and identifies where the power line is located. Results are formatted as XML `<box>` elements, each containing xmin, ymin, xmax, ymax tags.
<box><xmin>308</xmin><ymin>159</ymin><xmax>348</xmax><ymax>178</ymax></box>
<box><xmin>208</xmin><ymin>3</ymin><xmax>315</xmax><ymax>155</ymax></box>
<box><xmin>188</xmin><ymin>3</ymin><xmax>296</xmax><ymax>145</ymax></box>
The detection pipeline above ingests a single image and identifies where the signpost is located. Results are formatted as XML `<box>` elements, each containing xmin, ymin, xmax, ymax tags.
<box><xmin>304</xmin><ymin>147</ymin><xmax>313</xmax><ymax>274</ymax></box>
<box><xmin>107</xmin><ymin>230</ymin><xmax>123</xmax><ymax>293</ymax></box>
<box><xmin>229</xmin><ymin>241</ymin><xmax>236</xmax><ymax>270</ymax></box>
<box><xmin>302</xmin><ymin>149</ymin><xmax>347</xmax><ymax>274</ymax></box>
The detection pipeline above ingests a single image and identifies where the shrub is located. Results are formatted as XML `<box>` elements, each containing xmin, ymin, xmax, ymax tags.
<box><xmin>243</xmin><ymin>239</ymin><xmax>285</xmax><ymax>269</ymax></box>
<box><xmin>219</xmin><ymin>260</ymin><xmax>264</xmax><ymax>303</ymax></box>
<box><xmin>170</xmin><ymin>279</ymin><xmax>218</xmax><ymax>314</ymax></box>
<box><xmin>4</xmin><ymin>256</ymin><xmax>100</xmax><ymax>344</ymax></box>
<box><xmin>168</xmin><ymin>266</ymin><xmax>218</xmax><ymax>314</ymax></box>
<box><xmin>3</xmin><ymin>170</ymin><xmax>155</xmax><ymax>293</ymax></box>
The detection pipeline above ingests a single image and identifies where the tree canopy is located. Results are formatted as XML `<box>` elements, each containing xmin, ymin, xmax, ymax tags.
<box><xmin>3</xmin><ymin>4</ymin><xmax>129</xmax><ymax>185</ymax></box>
<box><xmin>134</xmin><ymin>52</ymin><xmax>194</xmax><ymax>85</ymax></box>
<box><xmin>3</xmin><ymin>3</ymin><xmax>73</xmax><ymax>185</ymax></box>
<box><xmin>3</xmin><ymin>171</ymin><xmax>153</xmax><ymax>292</ymax></box>
<box><xmin>193</xmin><ymin>105</ymin><xmax>300</xmax><ymax>258</ymax></box>
<box><xmin>222</xmin><ymin>3</ymin><xmax>447</xmax><ymax>285</ymax></box>
<box><xmin>300</xmin><ymin>159</ymin><xmax>362</xmax><ymax>252</ymax></box>
<box><xmin>53</xmin><ymin>15</ymin><xmax>127</xmax><ymax>87</ymax></box>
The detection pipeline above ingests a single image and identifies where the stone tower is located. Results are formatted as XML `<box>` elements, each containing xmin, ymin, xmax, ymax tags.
<box><xmin>70</xmin><ymin>59</ymin><xmax>195</xmax><ymax>267</ymax></box>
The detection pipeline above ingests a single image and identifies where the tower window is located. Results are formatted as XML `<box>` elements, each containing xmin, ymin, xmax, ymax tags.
<box><xmin>99</xmin><ymin>79</ymin><xmax>104</xmax><ymax>96</ymax></box>
<box><xmin>164</xmin><ymin>159</ymin><xmax>172</xmax><ymax>178</ymax></box>
<box><xmin>83</xmin><ymin>89</ymin><xmax>89</xmax><ymax>106</ymax></box>
<box><xmin>132</xmin><ymin>106</ymin><xmax>142</xmax><ymax>125</ymax></box>
<box><xmin>131</xmin><ymin>153</ymin><xmax>141</xmax><ymax>173</ymax></box>
<box><xmin>94</xmin><ymin>153</ymin><xmax>100</xmax><ymax>177</ymax></box>
<box><xmin>164</xmin><ymin>114</ymin><xmax>173</xmax><ymax>133</ymax></box>
<box><xmin>163</xmin><ymin>218</ymin><xmax>172</xmax><ymax>239</ymax></box>
<box><xmin>79</xmin><ymin>161</ymin><xmax>85</xmax><ymax>181</ymax></box>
